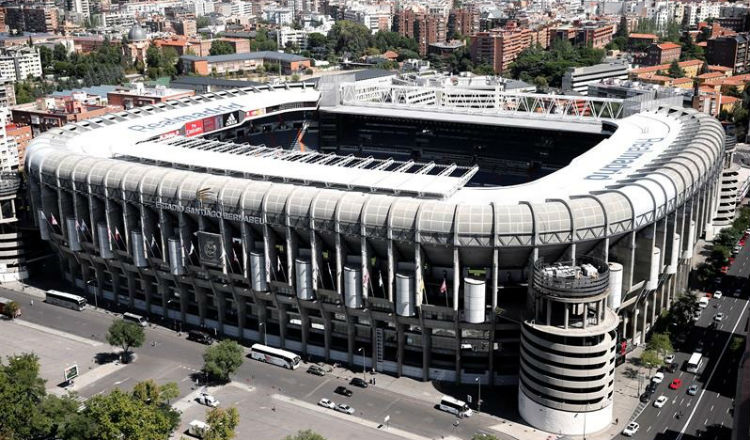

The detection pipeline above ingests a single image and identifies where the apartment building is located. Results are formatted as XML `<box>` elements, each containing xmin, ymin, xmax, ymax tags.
<box><xmin>644</xmin><ymin>42</ymin><xmax>682</xmax><ymax>66</ymax></box>
<box><xmin>448</xmin><ymin>7</ymin><xmax>480</xmax><ymax>37</ymax></box>
<box><xmin>0</xmin><ymin>80</ymin><xmax>15</xmax><ymax>107</ymax></box>
<box><xmin>394</xmin><ymin>7</ymin><xmax>448</xmax><ymax>56</ymax></box>
<box><xmin>470</xmin><ymin>26</ymin><xmax>533</xmax><ymax>73</ymax></box>
<box><xmin>0</xmin><ymin>46</ymin><xmax>42</xmax><ymax>82</ymax></box>
<box><xmin>707</xmin><ymin>33</ymin><xmax>749</xmax><ymax>74</ymax></box>
<box><xmin>4</xmin><ymin>6</ymin><xmax>58</xmax><ymax>33</ymax></box>
<box><xmin>10</xmin><ymin>92</ymin><xmax>121</xmax><ymax>135</ymax></box>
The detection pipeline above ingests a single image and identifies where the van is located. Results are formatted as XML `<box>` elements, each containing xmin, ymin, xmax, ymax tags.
<box><xmin>122</xmin><ymin>312</ymin><xmax>147</xmax><ymax>327</ymax></box>
<box><xmin>187</xmin><ymin>330</ymin><xmax>213</xmax><ymax>344</ymax></box>
<box><xmin>188</xmin><ymin>420</ymin><xmax>209</xmax><ymax>438</ymax></box>
<box><xmin>698</xmin><ymin>297</ymin><xmax>709</xmax><ymax>309</ymax></box>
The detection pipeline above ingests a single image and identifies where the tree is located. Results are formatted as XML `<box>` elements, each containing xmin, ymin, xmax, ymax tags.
<box><xmin>472</xmin><ymin>435</ymin><xmax>499</xmax><ymax>440</ymax></box>
<box><xmin>202</xmin><ymin>340</ymin><xmax>244</xmax><ymax>383</ymax></box>
<box><xmin>159</xmin><ymin>382</ymin><xmax>179</xmax><ymax>405</ymax></box>
<box><xmin>640</xmin><ymin>349</ymin><xmax>662</xmax><ymax>374</ymax></box>
<box><xmin>210</xmin><ymin>40</ymin><xmax>236</xmax><ymax>56</ymax></box>
<box><xmin>203</xmin><ymin>407</ymin><xmax>240</xmax><ymax>440</ymax></box>
<box><xmin>1</xmin><ymin>301</ymin><xmax>19</xmax><ymax>319</ymax></box>
<box><xmin>196</xmin><ymin>16</ymin><xmax>211</xmax><ymax>28</ymax></box>
<box><xmin>0</xmin><ymin>354</ymin><xmax>56</xmax><ymax>439</ymax></box>
<box><xmin>647</xmin><ymin>333</ymin><xmax>674</xmax><ymax>360</ymax></box>
<box><xmin>533</xmin><ymin>76</ymin><xmax>548</xmax><ymax>92</ymax></box>
<box><xmin>53</xmin><ymin>43</ymin><xmax>68</xmax><ymax>62</ymax></box>
<box><xmin>284</xmin><ymin>430</ymin><xmax>328</xmax><ymax>440</ymax></box>
<box><xmin>65</xmin><ymin>388</ymin><xmax>179</xmax><ymax>440</ymax></box>
<box><xmin>250</xmin><ymin>29</ymin><xmax>277</xmax><ymax>52</ymax></box>
<box><xmin>308</xmin><ymin>33</ymin><xmax>327</xmax><ymax>48</ymax></box>
<box><xmin>326</xmin><ymin>21</ymin><xmax>373</xmax><ymax>57</ymax></box>
<box><xmin>106</xmin><ymin>319</ymin><xmax>145</xmax><ymax>363</ymax></box>
<box><xmin>667</xmin><ymin>59</ymin><xmax>685</xmax><ymax>78</ymax></box>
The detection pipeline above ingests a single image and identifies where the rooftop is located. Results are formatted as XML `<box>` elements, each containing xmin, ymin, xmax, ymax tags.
<box><xmin>180</xmin><ymin>51</ymin><xmax>309</xmax><ymax>63</ymax></box>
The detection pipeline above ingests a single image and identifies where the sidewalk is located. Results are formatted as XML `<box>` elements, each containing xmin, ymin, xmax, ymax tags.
<box><xmin>313</xmin><ymin>346</ymin><xmax>647</xmax><ymax>440</ymax></box>
<box><xmin>47</xmin><ymin>361</ymin><xmax>126</xmax><ymax>397</ymax></box>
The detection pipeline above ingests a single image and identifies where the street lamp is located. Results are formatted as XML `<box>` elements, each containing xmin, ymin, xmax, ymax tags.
<box><xmin>475</xmin><ymin>377</ymin><xmax>482</xmax><ymax>413</ymax></box>
<box><xmin>358</xmin><ymin>347</ymin><xmax>366</xmax><ymax>382</ymax></box>
<box><xmin>259</xmin><ymin>322</ymin><xmax>267</xmax><ymax>345</ymax></box>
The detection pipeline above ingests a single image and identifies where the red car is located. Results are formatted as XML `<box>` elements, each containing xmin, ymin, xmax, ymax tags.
<box><xmin>721</xmin><ymin>266</ymin><xmax>729</xmax><ymax>274</ymax></box>
<box><xmin>730</xmin><ymin>257</ymin><xmax>735</xmax><ymax>265</ymax></box>
<box><xmin>669</xmin><ymin>378</ymin><xmax>683</xmax><ymax>390</ymax></box>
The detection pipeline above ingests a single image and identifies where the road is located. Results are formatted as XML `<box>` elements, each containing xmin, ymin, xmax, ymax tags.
<box><xmin>627</xmin><ymin>234</ymin><xmax>750</xmax><ymax>440</ymax></box>
<box><xmin>0</xmin><ymin>285</ymin><xmax>502</xmax><ymax>440</ymax></box>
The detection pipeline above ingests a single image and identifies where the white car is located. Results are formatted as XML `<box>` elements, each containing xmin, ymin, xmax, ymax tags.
<box><xmin>318</xmin><ymin>398</ymin><xmax>335</xmax><ymax>409</ymax></box>
<box><xmin>714</xmin><ymin>313</ymin><xmax>725</xmax><ymax>322</ymax></box>
<box><xmin>335</xmin><ymin>403</ymin><xmax>355</xmax><ymax>415</ymax></box>
<box><xmin>665</xmin><ymin>354</ymin><xmax>675</xmax><ymax>364</ymax></box>
<box><xmin>653</xmin><ymin>395</ymin><xmax>668</xmax><ymax>408</ymax></box>
<box><xmin>196</xmin><ymin>392</ymin><xmax>219</xmax><ymax>408</ymax></box>
<box><xmin>652</xmin><ymin>372</ymin><xmax>665</xmax><ymax>384</ymax></box>
<box><xmin>623</xmin><ymin>422</ymin><xmax>640</xmax><ymax>436</ymax></box>
<box><xmin>714</xmin><ymin>290</ymin><xmax>723</xmax><ymax>299</ymax></box>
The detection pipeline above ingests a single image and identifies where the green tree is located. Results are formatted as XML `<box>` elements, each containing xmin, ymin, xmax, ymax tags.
<box><xmin>65</xmin><ymin>388</ymin><xmax>178</xmax><ymax>440</ymax></box>
<box><xmin>284</xmin><ymin>430</ymin><xmax>328</xmax><ymax>440</ymax></box>
<box><xmin>472</xmin><ymin>435</ymin><xmax>499</xmax><ymax>440</ymax></box>
<box><xmin>326</xmin><ymin>20</ymin><xmax>374</xmax><ymax>57</ymax></box>
<box><xmin>146</xmin><ymin>46</ymin><xmax>162</xmax><ymax>68</ymax></box>
<box><xmin>0</xmin><ymin>354</ymin><xmax>55</xmax><ymax>439</ymax></box>
<box><xmin>668</xmin><ymin>59</ymin><xmax>685</xmax><ymax>78</ymax></box>
<box><xmin>308</xmin><ymin>33</ymin><xmax>327</xmax><ymax>48</ymax></box>
<box><xmin>533</xmin><ymin>76</ymin><xmax>548</xmax><ymax>92</ymax></box>
<box><xmin>202</xmin><ymin>340</ymin><xmax>244</xmax><ymax>383</ymax></box>
<box><xmin>210</xmin><ymin>40</ymin><xmax>236</xmax><ymax>56</ymax></box>
<box><xmin>641</xmin><ymin>349</ymin><xmax>662</xmax><ymax>374</ymax></box>
<box><xmin>159</xmin><ymin>382</ymin><xmax>179</xmax><ymax>405</ymax></box>
<box><xmin>663</xmin><ymin>20</ymin><xmax>682</xmax><ymax>43</ymax></box>
<box><xmin>647</xmin><ymin>333</ymin><xmax>674</xmax><ymax>360</ymax></box>
<box><xmin>250</xmin><ymin>29</ymin><xmax>278</xmax><ymax>52</ymax></box>
<box><xmin>106</xmin><ymin>319</ymin><xmax>145</xmax><ymax>363</ymax></box>
<box><xmin>196</xmin><ymin>16</ymin><xmax>211</xmax><ymax>28</ymax></box>
<box><xmin>53</xmin><ymin>43</ymin><xmax>68</xmax><ymax>62</ymax></box>
<box><xmin>203</xmin><ymin>407</ymin><xmax>240</xmax><ymax>440</ymax></box>
<box><xmin>1</xmin><ymin>301</ymin><xmax>19</xmax><ymax>319</ymax></box>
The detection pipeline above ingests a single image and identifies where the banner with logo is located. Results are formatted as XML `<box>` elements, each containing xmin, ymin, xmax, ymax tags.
<box><xmin>197</xmin><ymin>231</ymin><xmax>224</xmax><ymax>267</ymax></box>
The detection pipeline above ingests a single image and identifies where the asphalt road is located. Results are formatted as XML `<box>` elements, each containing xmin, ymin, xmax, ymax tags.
<box><xmin>626</xmin><ymin>236</ymin><xmax>750</xmax><ymax>440</ymax></box>
<box><xmin>0</xmin><ymin>286</ymin><xmax>501</xmax><ymax>440</ymax></box>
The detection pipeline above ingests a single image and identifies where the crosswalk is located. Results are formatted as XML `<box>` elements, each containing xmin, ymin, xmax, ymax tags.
<box><xmin>631</xmin><ymin>400</ymin><xmax>649</xmax><ymax>421</ymax></box>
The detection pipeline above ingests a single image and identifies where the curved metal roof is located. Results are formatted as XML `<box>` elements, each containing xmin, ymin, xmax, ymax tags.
<box><xmin>25</xmin><ymin>84</ymin><xmax>725</xmax><ymax>248</ymax></box>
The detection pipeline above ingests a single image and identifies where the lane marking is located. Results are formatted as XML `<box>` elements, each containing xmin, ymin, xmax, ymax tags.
<box><xmin>674</xmin><ymin>301</ymin><xmax>749</xmax><ymax>440</ymax></box>
<box><xmin>303</xmin><ymin>378</ymin><xmax>331</xmax><ymax>399</ymax></box>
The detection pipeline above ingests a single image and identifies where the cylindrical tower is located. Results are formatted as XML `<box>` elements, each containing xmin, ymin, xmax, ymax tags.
<box><xmin>518</xmin><ymin>257</ymin><xmax>618</xmax><ymax>435</ymax></box>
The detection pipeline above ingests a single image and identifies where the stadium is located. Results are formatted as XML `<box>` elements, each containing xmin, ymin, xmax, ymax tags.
<box><xmin>25</xmin><ymin>76</ymin><xmax>726</xmax><ymax>435</ymax></box>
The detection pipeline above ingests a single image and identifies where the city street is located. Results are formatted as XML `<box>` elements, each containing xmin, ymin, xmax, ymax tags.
<box><xmin>0</xmin><ymin>285</ymin><xmax>504</xmax><ymax>440</ymax></box>
<box><xmin>626</xmin><ymin>237</ymin><xmax>750</xmax><ymax>440</ymax></box>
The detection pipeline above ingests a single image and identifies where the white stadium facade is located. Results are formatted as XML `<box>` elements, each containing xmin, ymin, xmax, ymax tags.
<box><xmin>25</xmin><ymin>78</ymin><xmax>728</xmax><ymax>435</ymax></box>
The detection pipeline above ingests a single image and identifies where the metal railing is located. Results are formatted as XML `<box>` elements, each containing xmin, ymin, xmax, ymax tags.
<box><xmin>339</xmin><ymin>83</ymin><xmax>627</xmax><ymax>121</ymax></box>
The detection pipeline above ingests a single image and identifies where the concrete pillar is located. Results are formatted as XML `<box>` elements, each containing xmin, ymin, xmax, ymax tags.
<box><xmin>641</xmin><ymin>301</ymin><xmax>648</xmax><ymax>345</ymax></box>
<box><xmin>125</xmin><ymin>270</ymin><xmax>136</xmax><ymax>308</ymax></box>
<box><xmin>422</xmin><ymin>327</ymin><xmax>432</xmax><ymax>381</ymax></box>
<box><xmin>453</xmin><ymin>247</ymin><xmax>460</xmax><ymax>311</ymax></box>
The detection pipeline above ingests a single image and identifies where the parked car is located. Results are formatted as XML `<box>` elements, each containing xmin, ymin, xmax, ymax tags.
<box><xmin>652</xmin><ymin>372</ymin><xmax>665</xmax><ymax>384</ymax></box>
<box><xmin>640</xmin><ymin>392</ymin><xmax>652</xmax><ymax>403</ymax></box>
<box><xmin>667</xmin><ymin>362</ymin><xmax>678</xmax><ymax>373</ymax></box>
<box><xmin>646</xmin><ymin>382</ymin><xmax>658</xmax><ymax>394</ymax></box>
<box><xmin>665</xmin><ymin>354</ymin><xmax>675</xmax><ymax>364</ymax></box>
<box><xmin>653</xmin><ymin>395</ymin><xmax>668</xmax><ymax>408</ymax></box>
<box><xmin>696</xmin><ymin>341</ymin><xmax>704</xmax><ymax>353</ymax></box>
<box><xmin>350</xmin><ymin>377</ymin><xmax>368</xmax><ymax>388</ymax></box>
<box><xmin>196</xmin><ymin>392</ymin><xmax>219</xmax><ymax>408</ymax></box>
<box><xmin>187</xmin><ymin>330</ymin><xmax>213</xmax><ymax>345</ymax></box>
<box><xmin>687</xmin><ymin>384</ymin><xmax>699</xmax><ymax>396</ymax></box>
<box><xmin>669</xmin><ymin>378</ymin><xmax>683</xmax><ymax>390</ymax></box>
<box><xmin>307</xmin><ymin>365</ymin><xmax>326</xmax><ymax>376</ymax></box>
<box><xmin>335</xmin><ymin>386</ymin><xmax>353</xmax><ymax>397</ymax></box>
<box><xmin>623</xmin><ymin>422</ymin><xmax>640</xmax><ymax>436</ymax></box>
<box><xmin>335</xmin><ymin>404</ymin><xmax>355</xmax><ymax>415</ymax></box>
<box><xmin>318</xmin><ymin>398</ymin><xmax>335</xmax><ymax>409</ymax></box>
<box><xmin>735</xmin><ymin>288</ymin><xmax>742</xmax><ymax>297</ymax></box>
<box><xmin>714</xmin><ymin>290</ymin><xmax>723</xmax><ymax>299</ymax></box>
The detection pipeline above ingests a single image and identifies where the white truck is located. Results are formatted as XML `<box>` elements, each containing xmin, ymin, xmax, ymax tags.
<box><xmin>188</xmin><ymin>420</ymin><xmax>210</xmax><ymax>438</ymax></box>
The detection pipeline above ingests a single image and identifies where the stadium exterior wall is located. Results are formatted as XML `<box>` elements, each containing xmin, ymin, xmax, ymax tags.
<box><xmin>23</xmin><ymin>84</ymin><xmax>726</xmax><ymax>435</ymax></box>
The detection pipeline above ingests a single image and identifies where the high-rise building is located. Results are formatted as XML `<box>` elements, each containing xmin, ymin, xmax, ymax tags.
<box><xmin>448</xmin><ymin>7</ymin><xmax>479</xmax><ymax>38</ymax></box>
<box><xmin>4</xmin><ymin>6</ymin><xmax>59</xmax><ymax>33</ymax></box>
<box><xmin>706</xmin><ymin>33</ymin><xmax>749</xmax><ymax>74</ymax></box>
<box><xmin>65</xmin><ymin>0</ymin><xmax>91</xmax><ymax>18</ymax></box>
<box><xmin>394</xmin><ymin>7</ymin><xmax>448</xmax><ymax>56</ymax></box>
<box><xmin>470</xmin><ymin>26</ymin><xmax>533</xmax><ymax>73</ymax></box>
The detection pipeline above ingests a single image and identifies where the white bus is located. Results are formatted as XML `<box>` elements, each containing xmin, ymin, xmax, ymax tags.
<box><xmin>438</xmin><ymin>395</ymin><xmax>473</xmax><ymax>418</ymax></box>
<box><xmin>45</xmin><ymin>290</ymin><xmax>87</xmax><ymax>311</ymax></box>
<box><xmin>686</xmin><ymin>352</ymin><xmax>703</xmax><ymax>374</ymax></box>
<box><xmin>249</xmin><ymin>344</ymin><xmax>301</xmax><ymax>369</ymax></box>
<box><xmin>123</xmin><ymin>312</ymin><xmax>147</xmax><ymax>327</ymax></box>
